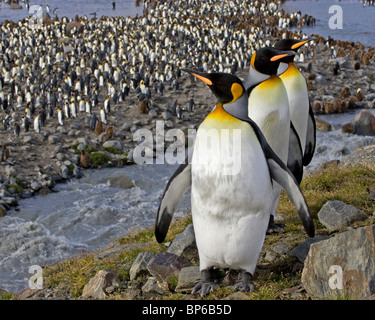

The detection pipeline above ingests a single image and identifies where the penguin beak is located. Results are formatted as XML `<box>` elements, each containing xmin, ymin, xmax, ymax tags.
<box><xmin>291</xmin><ymin>38</ymin><xmax>316</xmax><ymax>50</ymax></box>
<box><xmin>182</xmin><ymin>68</ymin><xmax>213</xmax><ymax>86</ymax></box>
<box><xmin>270</xmin><ymin>51</ymin><xmax>297</xmax><ymax>62</ymax></box>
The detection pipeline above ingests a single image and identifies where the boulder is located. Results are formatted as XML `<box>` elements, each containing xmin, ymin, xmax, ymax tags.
<box><xmin>147</xmin><ymin>252</ymin><xmax>192</xmax><ymax>283</ymax></box>
<box><xmin>106</xmin><ymin>176</ymin><xmax>135</xmax><ymax>189</ymax></box>
<box><xmin>289</xmin><ymin>236</ymin><xmax>329</xmax><ymax>263</ymax></box>
<box><xmin>318</xmin><ymin>200</ymin><xmax>367</xmax><ymax>231</ymax></box>
<box><xmin>81</xmin><ymin>269</ymin><xmax>120</xmax><ymax>299</ymax></box>
<box><xmin>103</xmin><ymin>140</ymin><xmax>123</xmax><ymax>151</ymax></box>
<box><xmin>352</xmin><ymin>109</ymin><xmax>375</xmax><ymax>136</ymax></box>
<box><xmin>175</xmin><ymin>266</ymin><xmax>201</xmax><ymax>293</ymax></box>
<box><xmin>129</xmin><ymin>252</ymin><xmax>155</xmax><ymax>281</ymax></box>
<box><xmin>141</xmin><ymin>277</ymin><xmax>165</xmax><ymax>295</ymax></box>
<box><xmin>339</xmin><ymin>145</ymin><xmax>375</xmax><ymax>170</ymax></box>
<box><xmin>167</xmin><ymin>224</ymin><xmax>197</xmax><ymax>259</ymax></box>
<box><xmin>301</xmin><ymin>225</ymin><xmax>375</xmax><ymax>299</ymax></box>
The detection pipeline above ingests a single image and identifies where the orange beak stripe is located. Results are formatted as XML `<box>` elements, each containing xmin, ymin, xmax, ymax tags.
<box><xmin>270</xmin><ymin>53</ymin><xmax>289</xmax><ymax>62</ymax></box>
<box><xmin>291</xmin><ymin>40</ymin><xmax>309</xmax><ymax>50</ymax></box>
<box><xmin>192</xmin><ymin>73</ymin><xmax>213</xmax><ymax>85</ymax></box>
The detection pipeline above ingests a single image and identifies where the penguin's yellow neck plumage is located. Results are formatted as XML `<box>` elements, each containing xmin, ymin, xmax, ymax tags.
<box><xmin>257</xmin><ymin>74</ymin><xmax>282</xmax><ymax>89</ymax></box>
<box><xmin>279</xmin><ymin>63</ymin><xmax>300</xmax><ymax>79</ymax></box>
<box><xmin>206</xmin><ymin>102</ymin><xmax>237</xmax><ymax>122</ymax></box>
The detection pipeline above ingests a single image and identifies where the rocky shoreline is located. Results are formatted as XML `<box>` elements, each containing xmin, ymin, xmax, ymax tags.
<box><xmin>1</xmin><ymin>0</ymin><xmax>375</xmax><ymax>299</ymax></box>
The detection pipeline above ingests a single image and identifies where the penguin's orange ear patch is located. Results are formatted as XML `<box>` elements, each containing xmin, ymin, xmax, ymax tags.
<box><xmin>291</xmin><ymin>40</ymin><xmax>309</xmax><ymax>50</ymax></box>
<box><xmin>229</xmin><ymin>83</ymin><xmax>243</xmax><ymax>103</ymax></box>
<box><xmin>270</xmin><ymin>53</ymin><xmax>288</xmax><ymax>62</ymax></box>
<box><xmin>191</xmin><ymin>73</ymin><xmax>213</xmax><ymax>86</ymax></box>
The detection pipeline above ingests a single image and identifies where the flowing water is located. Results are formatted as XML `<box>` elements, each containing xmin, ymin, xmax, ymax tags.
<box><xmin>281</xmin><ymin>0</ymin><xmax>375</xmax><ymax>47</ymax></box>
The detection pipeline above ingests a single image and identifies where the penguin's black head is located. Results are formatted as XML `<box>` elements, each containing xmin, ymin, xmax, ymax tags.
<box><xmin>274</xmin><ymin>38</ymin><xmax>314</xmax><ymax>62</ymax></box>
<box><xmin>251</xmin><ymin>47</ymin><xmax>297</xmax><ymax>75</ymax></box>
<box><xmin>182</xmin><ymin>69</ymin><xmax>245</xmax><ymax>105</ymax></box>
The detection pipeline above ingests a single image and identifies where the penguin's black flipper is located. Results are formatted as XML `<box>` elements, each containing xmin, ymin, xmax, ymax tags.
<box><xmin>303</xmin><ymin>103</ymin><xmax>316</xmax><ymax>166</ymax></box>
<box><xmin>287</xmin><ymin>122</ymin><xmax>303</xmax><ymax>184</ymax></box>
<box><xmin>247</xmin><ymin>119</ymin><xmax>315</xmax><ymax>237</ymax></box>
<box><xmin>155</xmin><ymin>155</ymin><xmax>192</xmax><ymax>243</ymax></box>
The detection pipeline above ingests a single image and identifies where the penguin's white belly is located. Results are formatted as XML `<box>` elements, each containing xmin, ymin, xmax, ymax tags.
<box><xmin>248</xmin><ymin>77</ymin><xmax>290</xmax><ymax>162</ymax></box>
<box><xmin>281</xmin><ymin>75</ymin><xmax>309</xmax><ymax>152</ymax></box>
<box><xmin>191</xmin><ymin>121</ymin><xmax>272</xmax><ymax>273</ymax></box>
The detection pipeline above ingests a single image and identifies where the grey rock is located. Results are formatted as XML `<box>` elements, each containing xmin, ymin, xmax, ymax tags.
<box><xmin>61</xmin><ymin>165</ymin><xmax>69</xmax><ymax>179</ymax></box>
<box><xmin>301</xmin><ymin>225</ymin><xmax>375</xmax><ymax>299</ymax></box>
<box><xmin>141</xmin><ymin>277</ymin><xmax>165</xmax><ymax>295</ymax></box>
<box><xmin>148</xmin><ymin>109</ymin><xmax>158</xmax><ymax>118</ymax></box>
<box><xmin>106</xmin><ymin>176</ymin><xmax>135</xmax><ymax>189</ymax></box>
<box><xmin>81</xmin><ymin>269</ymin><xmax>120</xmax><ymax>299</ymax></box>
<box><xmin>289</xmin><ymin>236</ymin><xmax>330</xmax><ymax>263</ymax></box>
<box><xmin>122</xmin><ymin>123</ymin><xmax>132</xmax><ymax>131</ymax></box>
<box><xmin>161</xmin><ymin>111</ymin><xmax>171</xmax><ymax>120</ymax></box>
<box><xmin>271</xmin><ymin>242</ymin><xmax>290</xmax><ymax>256</ymax></box>
<box><xmin>147</xmin><ymin>252</ymin><xmax>192</xmax><ymax>282</ymax></box>
<box><xmin>175</xmin><ymin>266</ymin><xmax>201</xmax><ymax>293</ymax></box>
<box><xmin>23</xmin><ymin>136</ymin><xmax>33</xmax><ymax>144</ymax></box>
<box><xmin>129</xmin><ymin>252</ymin><xmax>155</xmax><ymax>281</ymax></box>
<box><xmin>56</xmin><ymin>153</ymin><xmax>65</xmax><ymax>161</ymax></box>
<box><xmin>5</xmin><ymin>165</ymin><xmax>16</xmax><ymax>178</ymax></box>
<box><xmin>318</xmin><ymin>200</ymin><xmax>367</xmax><ymax>231</ymax></box>
<box><xmin>30</xmin><ymin>181</ymin><xmax>42</xmax><ymax>191</ymax></box>
<box><xmin>75</xmin><ymin>137</ymin><xmax>88</xmax><ymax>146</ymax></box>
<box><xmin>352</xmin><ymin>109</ymin><xmax>375</xmax><ymax>136</ymax></box>
<box><xmin>167</xmin><ymin>224</ymin><xmax>196</xmax><ymax>258</ymax></box>
<box><xmin>48</xmin><ymin>135</ymin><xmax>60</xmax><ymax>144</ymax></box>
<box><xmin>102</xmin><ymin>140</ymin><xmax>123</xmax><ymax>151</ymax></box>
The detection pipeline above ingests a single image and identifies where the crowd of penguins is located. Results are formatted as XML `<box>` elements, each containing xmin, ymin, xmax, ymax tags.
<box><xmin>0</xmin><ymin>0</ymin><xmax>318</xmax><ymax>141</ymax></box>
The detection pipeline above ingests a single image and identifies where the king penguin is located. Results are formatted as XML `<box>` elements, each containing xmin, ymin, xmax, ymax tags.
<box><xmin>155</xmin><ymin>69</ymin><xmax>314</xmax><ymax>297</ymax></box>
<box><xmin>274</xmin><ymin>38</ymin><xmax>316</xmax><ymax>183</ymax></box>
<box><xmin>244</xmin><ymin>47</ymin><xmax>296</xmax><ymax>233</ymax></box>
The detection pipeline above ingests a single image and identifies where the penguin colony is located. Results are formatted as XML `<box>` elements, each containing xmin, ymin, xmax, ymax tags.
<box><xmin>0</xmin><ymin>0</ymin><xmax>317</xmax><ymax>140</ymax></box>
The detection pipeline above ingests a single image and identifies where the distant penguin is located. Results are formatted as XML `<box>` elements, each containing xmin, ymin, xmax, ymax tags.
<box><xmin>57</xmin><ymin>107</ymin><xmax>64</xmax><ymax>126</ymax></box>
<box><xmin>14</xmin><ymin>122</ymin><xmax>20</xmax><ymax>137</ymax></box>
<box><xmin>188</xmin><ymin>98</ymin><xmax>195</xmax><ymax>112</ymax></box>
<box><xmin>100</xmin><ymin>107</ymin><xmax>107</xmax><ymax>124</ymax></box>
<box><xmin>34</xmin><ymin>114</ymin><xmax>41</xmax><ymax>133</ymax></box>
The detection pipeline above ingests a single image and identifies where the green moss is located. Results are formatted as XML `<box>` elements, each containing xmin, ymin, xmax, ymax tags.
<box><xmin>104</xmin><ymin>146</ymin><xmax>125</xmax><ymax>155</ymax></box>
<box><xmin>71</xmin><ymin>143</ymin><xmax>98</xmax><ymax>155</ymax></box>
<box><xmin>0</xmin><ymin>291</ymin><xmax>15</xmax><ymax>300</ymax></box>
<box><xmin>90</xmin><ymin>152</ymin><xmax>110</xmax><ymax>166</ymax></box>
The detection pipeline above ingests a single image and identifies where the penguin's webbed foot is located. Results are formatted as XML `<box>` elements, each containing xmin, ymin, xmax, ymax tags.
<box><xmin>266</xmin><ymin>214</ymin><xmax>285</xmax><ymax>235</ymax></box>
<box><xmin>191</xmin><ymin>268</ymin><xmax>219</xmax><ymax>298</ymax></box>
<box><xmin>232</xmin><ymin>271</ymin><xmax>254</xmax><ymax>292</ymax></box>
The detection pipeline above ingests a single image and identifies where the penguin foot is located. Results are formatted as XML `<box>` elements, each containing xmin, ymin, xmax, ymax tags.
<box><xmin>191</xmin><ymin>268</ymin><xmax>219</xmax><ymax>298</ymax></box>
<box><xmin>232</xmin><ymin>271</ymin><xmax>254</xmax><ymax>292</ymax></box>
<box><xmin>266</xmin><ymin>215</ymin><xmax>285</xmax><ymax>235</ymax></box>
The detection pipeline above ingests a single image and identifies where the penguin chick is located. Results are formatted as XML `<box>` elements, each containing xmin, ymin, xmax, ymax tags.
<box><xmin>139</xmin><ymin>99</ymin><xmax>148</xmax><ymax>114</ymax></box>
<box><xmin>80</xmin><ymin>150</ymin><xmax>90</xmax><ymax>168</ymax></box>
<box><xmin>105</xmin><ymin>125</ymin><xmax>114</xmax><ymax>139</ymax></box>
<box><xmin>95</xmin><ymin>120</ymin><xmax>103</xmax><ymax>135</ymax></box>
